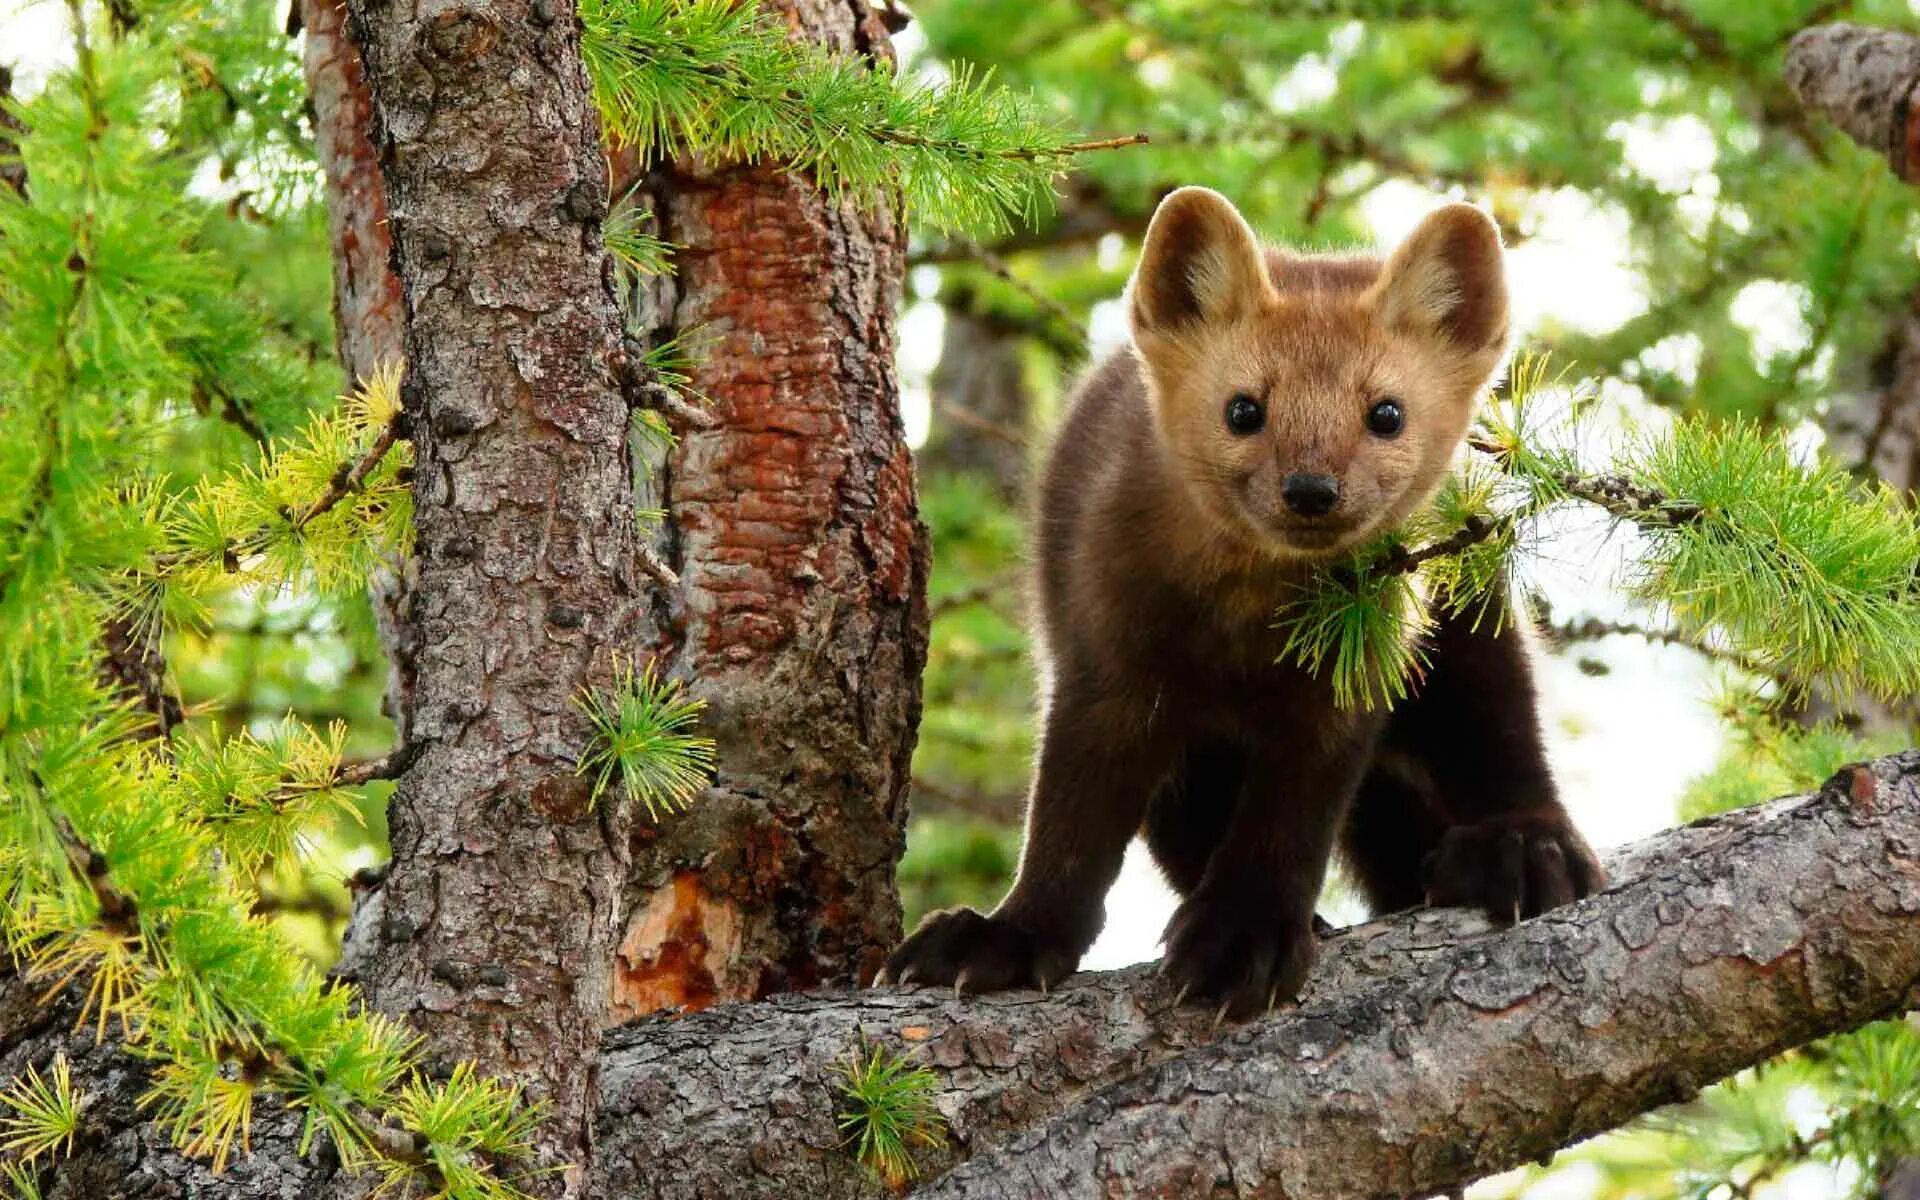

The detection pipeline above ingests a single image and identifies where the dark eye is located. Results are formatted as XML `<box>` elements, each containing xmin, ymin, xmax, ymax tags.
<box><xmin>1366</xmin><ymin>398</ymin><xmax>1404</xmax><ymax>438</ymax></box>
<box><xmin>1225</xmin><ymin>393</ymin><xmax>1266</xmax><ymax>435</ymax></box>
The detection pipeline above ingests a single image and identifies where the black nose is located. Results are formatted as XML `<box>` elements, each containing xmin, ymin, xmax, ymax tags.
<box><xmin>1282</xmin><ymin>473</ymin><xmax>1340</xmax><ymax>517</ymax></box>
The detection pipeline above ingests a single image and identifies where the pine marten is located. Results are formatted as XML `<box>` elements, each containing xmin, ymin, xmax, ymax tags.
<box><xmin>880</xmin><ymin>188</ymin><xmax>1604</xmax><ymax>1018</ymax></box>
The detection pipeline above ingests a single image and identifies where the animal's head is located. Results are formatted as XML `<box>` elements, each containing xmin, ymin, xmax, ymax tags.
<box><xmin>1127</xmin><ymin>186</ymin><xmax>1508</xmax><ymax>560</ymax></box>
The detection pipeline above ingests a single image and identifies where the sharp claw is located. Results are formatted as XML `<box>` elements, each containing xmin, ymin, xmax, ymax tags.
<box><xmin>954</xmin><ymin>969</ymin><xmax>972</xmax><ymax>999</ymax></box>
<box><xmin>872</xmin><ymin>966</ymin><xmax>892</xmax><ymax>988</ymax></box>
<box><xmin>1037</xmin><ymin>977</ymin><xmax>1049</xmax><ymax>997</ymax></box>
<box><xmin>1511</xmin><ymin>901</ymin><xmax>1521</xmax><ymax>927</ymax></box>
<box><xmin>1212</xmin><ymin>1002</ymin><xmax>1230</xmax><ymax>1031</ymax></box>
<box><xmin>1173</xmin><ymin>983</ymin><xmax>1191</xmax><ymax>1008</ymax></box>
<box><xmin>898</xmin><ymin>966</ymin><xmax>921</xmax><ymax>988</ymax></box>
<box><xmin>1267</xmin><ymin>985</ymin><xmax>1280</xmax><ymax>1014</ymax></box>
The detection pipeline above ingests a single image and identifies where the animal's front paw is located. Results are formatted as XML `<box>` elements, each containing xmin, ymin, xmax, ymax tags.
<box><xmin>1160</xmin><ymin>885</ymin><xmax>1317</xmax><ymax>1021</ymax></box>
<box><xmin>875</xmin><ymin>908</ymin><xmax>1078</xmax><ymax>996</ymax></box>
<box><xmin>1422</xmin><ymin>812</ymin><xmax>1606</xmax><ymax>923</ymax></box>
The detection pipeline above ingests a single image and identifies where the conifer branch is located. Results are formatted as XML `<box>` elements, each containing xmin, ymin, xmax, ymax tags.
<box><xmin>1374</xmin><ymin>512</ymin><xmax>1507</xmax><ymax>576</ymax></box>
<box><xmin>935</xmin><ymin>399</ymin><xmax>1029</xmax><ymax>449</ymax></box>
<box><xmin>579</xmin><ymin>0</ymin><xmax>1147</xmax><ymax>232</ymax></box>
<box><xmin>614</xmin><ymin>340</ymin><xmax>719</xmax><ymax>433</ymax></box>
<box><xmin>146</xmin><ymin>412</ymin><xmax>403</xmax><ymax>574</ymax></box>
<box><xmin>288</xmin><ymin>420</ymin><xmax>400</xmax><ymax>536</ymax></box>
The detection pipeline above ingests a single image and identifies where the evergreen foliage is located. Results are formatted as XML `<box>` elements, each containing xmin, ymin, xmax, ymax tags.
<box><xmin>0</xmin><ymin>0</ymin><xmax>1131</xmax><ymax>1190</ymax></box>
<box><xmin>834</xmin><ymin>1039</ymin><xmax>946</xmax><ymax>1187</ymax></box>
<box><xmin>581</xmin><ymin>0</ymin><xmax>1132</xmax><ymax>232</ymax></box>
<box><xmin>0</xmin><ymin>1056</ymin><xmax>82</xmax><ymax>1165</ymax></box>
<box><xmin>574</xmin><ymin>661</ymin><xmax>716</xmax><ymax>819</ymax></box>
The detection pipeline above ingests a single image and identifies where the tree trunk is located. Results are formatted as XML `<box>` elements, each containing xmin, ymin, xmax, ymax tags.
<box><xmin>611</xmin><ymin>0</ymin><xmax>929</xmax><ymax>1019</ymax></box>
<box><xmin>14</xmin><ymin>754</ymin><xmax>1920</xmax><ymax>1197</ymax></box>
<box><xmin>337</xmin><ymin>0</ymin><xmax>641</xmax><ymax>1192</ymax></box>
<box><xmin>297</xmin><ymin>0</ymin><xmax>416</xmax><ymax>744</ymax></box>
<box><xmin>299</xmin><ymin>0</ymin><xmax>403</xmax><ymax>387</ymax></box>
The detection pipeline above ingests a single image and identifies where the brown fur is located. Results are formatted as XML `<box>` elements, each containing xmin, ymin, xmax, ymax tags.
<box><xmin>881</xmin><ymin>190</ymin><xmax>1602</xmax><ymax>1017</ymax></box>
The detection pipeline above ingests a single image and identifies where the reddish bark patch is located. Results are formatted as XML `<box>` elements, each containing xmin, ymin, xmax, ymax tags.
<box><xmin>301</xmin><ymin>0</ymin><xmax>403</xmax><ymax>381</ymax></box>
<box><xmin>611</xmin><ymin>873</ymin><xmax>745</xmax><ymax>1019</ymax></box>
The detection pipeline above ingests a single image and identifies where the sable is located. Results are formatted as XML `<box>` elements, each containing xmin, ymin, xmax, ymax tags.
<box><xmin>884</xmin><ymin>188</ymin><xmax>1602</xmax><ymax>1017</ymax></box>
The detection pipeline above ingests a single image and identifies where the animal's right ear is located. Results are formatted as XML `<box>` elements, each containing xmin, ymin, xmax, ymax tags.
<box><xmin>1129</xmin><ymin>187</ymin><xmax>1273</xmax><ymax>340</ymax></box>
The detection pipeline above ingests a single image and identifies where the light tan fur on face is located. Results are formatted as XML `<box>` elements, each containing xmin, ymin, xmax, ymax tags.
<box><xmin>1126</xmin><ymin>188</ymin><xmax>1509</xmax><ymax>563</ymax></box>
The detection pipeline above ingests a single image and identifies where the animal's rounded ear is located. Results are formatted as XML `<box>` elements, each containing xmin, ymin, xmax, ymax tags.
<box><xmin>1129</xmin><ymin>187</ymin><xmax>1273</xmax><ymax>339</ymax></box>
<box><xmin>1370</xmin><ymin>203</ymin><xmax>1508</xmax><ymax>351</ymax></box>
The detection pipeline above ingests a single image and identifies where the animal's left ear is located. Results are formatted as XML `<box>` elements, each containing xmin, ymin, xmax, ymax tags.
<box><xmin>1370</xmin><ymin>203</ymin><xmax>1508</xmax><ymax>352</ymax></box>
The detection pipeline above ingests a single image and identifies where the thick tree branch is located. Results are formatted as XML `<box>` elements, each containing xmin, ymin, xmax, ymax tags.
<box><xmin>15</xmin><ymin>754</ymin><xmax>1920</xmax><ymax>1196</ymax></box>
<box><xmin>592</xmin><ymin>752</ymin><xmax>1920</xmax><ymax>1198</ymax></box>
<box><xmin>1787</xmin><ymin>24</ymin><xmax>1920</xmax><ymax>181</ymax></box>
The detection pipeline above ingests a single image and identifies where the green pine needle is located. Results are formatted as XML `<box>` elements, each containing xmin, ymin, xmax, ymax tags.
<box><xmin>578</xmin><ymin>0</ymin><xmax>1090</xmax><ymax>233</ymax></box>
<box><xmin>0</xmin><ymin>1055</ymin><xmax>85</xmax><ymax>1164</ymax></box>
<box><xmin>834</xmin><ymin>1040</ymin><xmax>945</xmax><ymax>1188</ymax></box>
<box><xmin>575</xmin><ymin>661</ymin><xmax>717</xmax><ymax>820</ymax></box>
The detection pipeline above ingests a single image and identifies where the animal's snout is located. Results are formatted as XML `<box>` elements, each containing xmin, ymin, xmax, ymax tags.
<box><xmin>1281</xmin><ymin>472</ymin><xmax>1340</xmax><ymax>517</ymax></box>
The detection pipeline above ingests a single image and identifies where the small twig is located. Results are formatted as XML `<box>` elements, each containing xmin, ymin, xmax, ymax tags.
<box><xmin>929</xmin><ymin>575</ymin><xmax>1020</xmax><ymax>619</ymax></box>
<box><xmin>250</xmin><ymin>887</ymin><xmax>351</xmax><ymax>921</ymax></box>
<box><xmin>1554</xmin><ymin>471</ymin><xmax>1704</xmax><ymax>527</ymax></box>
<box><xmin>1543</xmin><ymin>615</ymin><xmax>1786</xmax><ymax>683</ymax></box>
<box><xmin>1466</xmin><ymin>436</ymin><xmax>1705</xmax><ymax>528</ymax></box>
<box><xmin>962</xmin><ymin>244</ymin><xmax>1088</xmax><ymax>341</ymax></box>
<box><xmin>334</xmin><ymin>743</ymin><xmax>419</xmax><ymax>787</ymax></box>
<box><xmin>44</xmin><ymin>803</ymin><xmax>137</xmax><ymax>930</ymax></box>
<box><xmin>1374</xmin><ymin>513</ymin><xmax>1507</xmax><ymax>577</ymax></box>
<box><xmin>614</xmin><ymin>339</ymin><xmax>719</xmax><ymax>433</ymax></box>
<box><xmin>147</xmin><ymin>419</ymin><xmax>404</xmax><ymax>576</ymax></box>
<box><xmin>293</xmin><ymin>421</ymin><xmax>401</xmax><ymax>532</ymax></box>
<box><xmin>935</xmin><ymin>399</ymin><xmax>1027</xmax><ymax>449</ymax></box>
<box><xmin>637</xmin><ymin>539</ymin><xmax>680</xmax><ymax>590</ymax></box>
<box><xmin>1043</xmin><ymin>132</ymin><xmax>1150</xmax><ymax>157</ymax></box>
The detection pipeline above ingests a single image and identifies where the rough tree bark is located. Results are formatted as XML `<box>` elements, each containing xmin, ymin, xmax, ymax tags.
<box><xmin>336</xmin><ymin>0</ymin><xmax>642</xmax><ymax>1192</ymax></box>
<box><xmin>1787</xmin><ymin>24</ymin><xmax>1920</xmax><ymax>184</ymax></box>
<box><xmin>611</xmin><ymin>0</ymin><xmax>929</xmax><ymax>1019</ymax></box>
<box><xmin>12</xmin><ymin>753</ymin><xmax>1920</xmax><ymax>1197</ymax></box>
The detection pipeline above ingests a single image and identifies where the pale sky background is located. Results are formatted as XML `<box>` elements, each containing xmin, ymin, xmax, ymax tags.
<box><xmin>0</xmin><ymin>7</ymin><xmax>1890</xmax><ymax>1196</ymax></box>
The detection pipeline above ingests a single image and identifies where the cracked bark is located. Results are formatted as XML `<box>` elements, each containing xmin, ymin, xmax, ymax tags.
<box><xmin>334</xmin><ymin>0</ymin><xmax>641</xmax><ymax>1193</ymax></box>
<box><xmin>611</xmin><ymin>0</ymin><xmax>930</xmax><ymax>1019</ymax></box>
<box><xmin>14</xmin><ymin>754</ymin><xmax>1920</xmax><ymax>1196</ymax></box>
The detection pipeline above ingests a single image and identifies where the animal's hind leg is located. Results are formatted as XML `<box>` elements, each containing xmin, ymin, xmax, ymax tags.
<box><xmin>1141</xmin><ymin>742</ymin><xmax>1244</xmax><ymax>897</ymax></box>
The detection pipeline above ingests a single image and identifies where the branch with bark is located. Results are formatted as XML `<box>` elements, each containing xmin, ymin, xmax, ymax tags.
<box><xmin>14</xmin><ymin>753</ymin><xmax>1920</xmax><ymax>1198</ymax></box>
<box><xmin>1787</xmin><ymin>24</ymin><xmax>1920</xmax><ymax>182</ymax></box>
